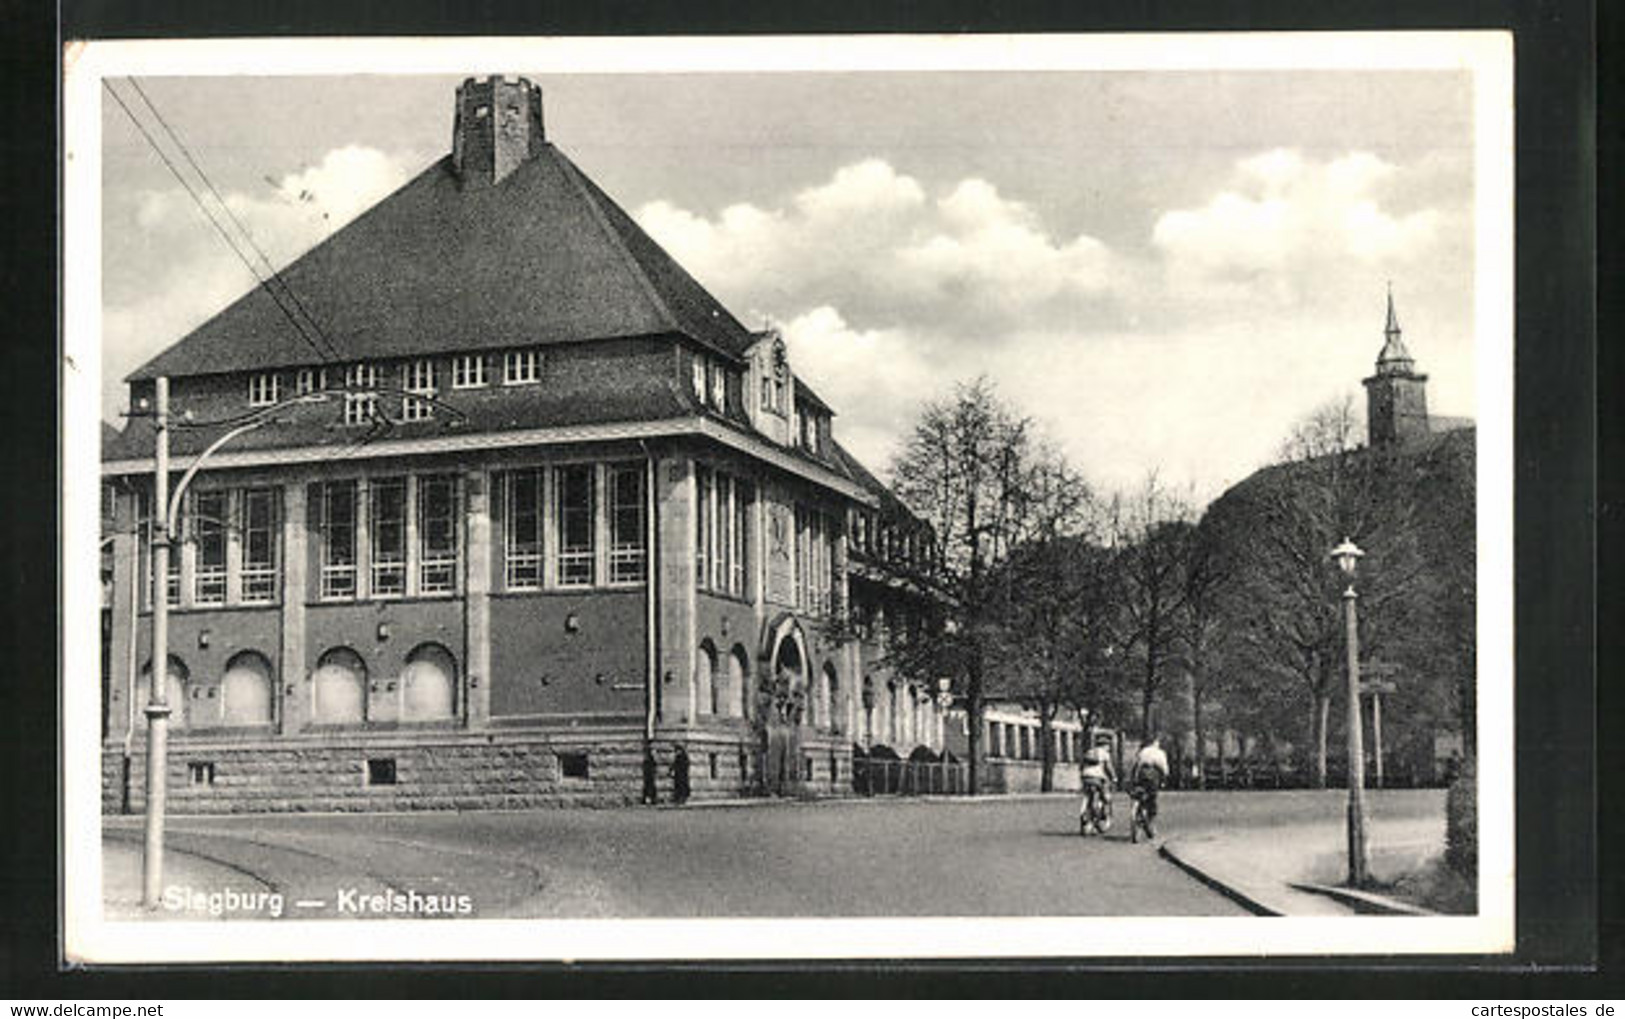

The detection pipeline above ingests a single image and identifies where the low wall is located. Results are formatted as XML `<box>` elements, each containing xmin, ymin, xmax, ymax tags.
<box><xmin>984</xmin><ymin>758</ymin><xmax>1082</xmax><ymax>794</ymax></box>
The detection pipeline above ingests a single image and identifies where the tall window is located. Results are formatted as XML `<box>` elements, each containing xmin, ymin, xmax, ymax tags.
<box><xmin>451</xmin><ymin>354</ymin><xmax>487</xmax><ymax>389</ymax></box>
<box><xmin>730</xmin><ymin>483</ymin><xmax>749</xmax><ymax>597</ymax></box>
<box><xmin>401</xmin><ymin>359</ymin><xmax>435</xmax><ymax>421</ymax></box>
<box><xmin>695</xmin><ymin>466</ymin><xmax>712</xmax><ymax>588</ymax></box>
<box><xmin>240</xmin><ymin>488</ymin><xmax>278</xmax><ymax>603</ymax></box>
<box><xmin>708</xmin><ymin>360</ymin><xmax>727</xmax><ymax>409</ymax></box>
<box><xmin>319</xmin><ymin>481</ymin><xmax>358</xmax><ymax>599</ymax></box>
<box><xmin>608</xmin><ymin>464</ymin><xmax>645</xmax><ymax>583</ymax></box>
<box><xmin>504</xmin><ymin>469</ymin><xmax>543</xmax><ymax>590</ymax></box>
<box><xmin>504</xmin><ymin>349</ymin><xmax>540</xmax><ymax>385</ymax></box>
<box><xmin>691</xmin><ymin>356</ymin><xmax>707</xmax><ymax>403</ymax></box>
<box><xmin>555</xmin><ymin>465</ymin><xmax>594</xmax><ymax>586</ymax></box>
<box><xmin>418</xmin><ymin>475</ymin><xmax>458</xmax><ymax>594</ymax></box>
<box><xmin>794</xmin><ymin>504</ymin><xmax>808</xmax><ymax>609</ymax></box>
<box><xmin>342</xmin><ymin>364</ymin><xmax>378</xmax><ymax>424</ymax></box>
<box><xmin>370</xmin><ymin>478</ymin><xmax>407</xmax><ymax>597</ymax></box>
<box><xmin>192</xmin><ymin>491</ymin><xmax>227</xmax><ymax>605</ymax></box>
<box><xmin>247</xmin><ymin>373</ymin><xmax>280</xmax><ymax>407</ymax></box>
<box><xmin>714</xmin><ymin>474</ymin><xmax>732</xmax><ymax>592</ymax></box>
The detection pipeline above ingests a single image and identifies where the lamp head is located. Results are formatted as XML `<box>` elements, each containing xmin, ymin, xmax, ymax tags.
<box><xmin>1329</xmin><ymin>537</ymin><xmax>1365</xmax><ymax>577</ymax></box>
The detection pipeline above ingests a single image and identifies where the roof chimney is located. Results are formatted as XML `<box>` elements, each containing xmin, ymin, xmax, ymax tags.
<box><xmin>451</xmin><ymin>75</ymin><xmax>545</xmax><ymax>189</ymax></box>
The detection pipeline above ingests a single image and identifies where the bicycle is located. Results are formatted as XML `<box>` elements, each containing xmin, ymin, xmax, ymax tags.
<box><xmin>1128</xmin><ymin>783</ymin><xmax>1156</xmax><ymax>843</ymax></box>
<box><xmin>1078</xmin><ymin>782</ymin><xmax>1113</xmax><ymax>836</ymax></box>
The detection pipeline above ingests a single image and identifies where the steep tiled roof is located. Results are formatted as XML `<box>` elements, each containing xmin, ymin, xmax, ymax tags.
<box><xmin>129</xmin><ymin>145</ymin><xmax>755</xmax><ymax>382</ymax></box>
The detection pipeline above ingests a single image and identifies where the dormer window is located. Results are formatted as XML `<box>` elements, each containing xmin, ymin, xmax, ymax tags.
<box><xmin>504</xmin><ymin>349</ymin><xmax>540</xmax><ymax>385</ymax></box>
<box><xmin>708</xmin><ymin>360</ymin><xmax>727</xmax><ymax>410</ymax></box>
<box><xmin>759</xmin><ymin>337</ymin><xmax>789</xmax><ymax>415</ymax></box>
<box><xmin>401</xmin><ymin>359</ymin><xmax>436</xmax><ymax>421</ymax></box>
<box><xmin>295</xmin><ymin>367</ymin><xmax>327</xmax><ymax>395</ymax></box>
<box><xmin>342</xmin><ymin>363</ymin><xmax>378</xmax><ymax>425</ymax></box>
<box><xmin>248</xmin><ymin>373</ymin><xmax>281</xmax><ymax>407</ymax></box>
<box><xmin>452</xmin><ymin>354</ymin><xmax>487</xmax><ymax>389</ymax></box>
<box><xmin>691</xmin><ymin>355</ymin><xmax>706</xmax><ymax>403</ymax></box>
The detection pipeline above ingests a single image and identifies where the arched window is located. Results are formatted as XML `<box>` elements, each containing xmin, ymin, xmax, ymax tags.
<box><xmin>313</xmin><ymin>647</ymin><xmax>366</xmax><ymax>724</ymax></box>
<box><xmin>221</xmin><ymin>650</ymin><xmax>274</xmax><ymax>726</ymax></box>
<box><xmin>728</xmin><ymin>645</ymin><xmax>749</xmax><ymax>718</ymax></box>
<box><xmin>140</xmin><ymin>655</ymin><xmax>190</xmax><ymax>729</ymax></box>
<box><xmin>695</xmin><ymin>640</ymin><xmax>717</xmax><ymax>716</ymax></box>
<box><xmin>824</xmin><ymin>663</ymin><xmax>841</xmax><ymax>734</ymax></box>
<box><xmin>402</xmin><ymin>643</ymin><xmax>457</xmax><ymax>721</ymax></box>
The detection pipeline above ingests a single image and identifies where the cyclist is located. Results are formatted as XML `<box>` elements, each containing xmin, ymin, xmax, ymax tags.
<box><xmin>1129</xmin><ymin>736</ymin><xmax>1171</xmax><ymax>838</ymax></box>
<box><xmin>1078</xmin><ymin>737</ymin><xmax>1116</xmax><ymax>833</ymax></box>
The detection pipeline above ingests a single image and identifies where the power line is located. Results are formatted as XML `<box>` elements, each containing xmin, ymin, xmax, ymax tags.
<box><xmin>102</xmin><ymin>79</ymin><xmax>341</xmax><ymax>368</ymax></box>
<box><xmin>125</xmin><ymin>77</ymin><xmax>345</xmax><ymax>365</ymax></box>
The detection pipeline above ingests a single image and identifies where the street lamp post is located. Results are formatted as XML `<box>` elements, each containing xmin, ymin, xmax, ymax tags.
<box><xmin>139</xmin><ymin>380</ymin><xmax>331</xmax><ymax>907</ymax></box>
<box><xmin>1330</xmin><ymin>537</ymin><xmax>1370</xmax><ymax>887</ymax></box>
<box><xmin>141</xmin><ymin>378</ymin><xmax>172</xmax><ymax>908</ymax></box>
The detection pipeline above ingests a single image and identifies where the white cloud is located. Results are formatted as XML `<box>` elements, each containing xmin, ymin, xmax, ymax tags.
<box><xmin>1150</xmin><ymin>149</ymin><xmax>1442</xmax><ymax>303</ymax></box>
<box><xmin>102</xmin><ymin>146</ymin><xmax>415</xmax><ymax>416</ymax></box>
<box><xmin>636</xmin><ymin>159</ymin><xmax>1121</xmax><ymax>339</ymax></box>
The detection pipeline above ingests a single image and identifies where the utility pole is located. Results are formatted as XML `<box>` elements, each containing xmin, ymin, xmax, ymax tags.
<box><xmin>143</xmin><ymin>377</ymin><xmax>172</xmax><ymax>908</ymax></box>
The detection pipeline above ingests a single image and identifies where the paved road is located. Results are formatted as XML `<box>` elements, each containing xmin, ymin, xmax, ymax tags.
<box><xmin>103</xmin><ymin>789</ymin><xmax>1442</xmax><ymax>920</ymax></box>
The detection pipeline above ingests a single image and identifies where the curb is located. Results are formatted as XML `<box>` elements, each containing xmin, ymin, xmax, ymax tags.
<box><xmin>1289</xmin><ymin>881</ymin><xmax>1439</xmax><ymax>916</ymax></box>
<box><xmin>1156</xmin><ymin>841</ymin><xmax>1279</xmax><ymax>917</ymax></box>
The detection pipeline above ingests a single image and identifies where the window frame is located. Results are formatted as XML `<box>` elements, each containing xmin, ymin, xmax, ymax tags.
<box><xmin>503</xmin><ymin>348</ymin><xmax>541</xmax><ymax>386</ymax></box>
<box><xmin>503</xmin><ymin>468</ymin><xmax>545</xmax><ymax>591</ymax></box>
<box><xmin>607</xmin><ymin>463</ymin><xmax>646</xmax><ymax>585</ymax></box>
<box><xmin>318</xmin><ymin>480</ymin><xmax>359</xmax><ymax>601</ymax></box>
<box><xmin>342</xmin><ymin>364</ymin><xmax>379</xmax><ymax>425</ymax></box>
<box><xmin>451</xmin><ymin>354</ymin><xmax>488</xmax><ymax>390</ymax></box>
<box><xmin>369</xmin><ymin>477</ymin><xmax>408</xmax><ymax>599</ymax></box>
<box><xmin>417</xmin><ymin>474</ymin><xmax>460</xmax><ymax>595</ymax></box>
<box><xmin>555</xmin><ymin>463</ymin><xmax>596</xmax><ymax>587</ymax></box>
<box><xmin>247</xmin><ymin>373</ymin><xmax>281</xmax><ymax>408</ymax></box>
<box><xmin>190</xmin><ymin>490</ymin><xmax>228</xmax><ymax>606</ymax></box>
<box><xmin>239</xmin><ymin>487</ymin><xmax>279</xmax><ymax>605</ymax></box>
<box><xmin>401</xmin><ymin>359</ymin><xmax>437</xmax><ymax>422</ymax></box>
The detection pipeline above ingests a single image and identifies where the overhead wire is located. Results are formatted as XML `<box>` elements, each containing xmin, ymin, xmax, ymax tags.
<box><xmin>102</xmin><ymin>78</ymin><xmax>342</xmax><ymax>369</ymax></box>
<box><xmin>125</xmin><ymin>77</ymin><xmax>346</xmax><ymax>365</ymax></box>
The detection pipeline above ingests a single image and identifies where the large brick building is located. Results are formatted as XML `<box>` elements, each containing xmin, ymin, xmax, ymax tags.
<box><xmin>100</xmin><ymin>76</ymin><xmax>945</xmax><ymax>813</ymax></box>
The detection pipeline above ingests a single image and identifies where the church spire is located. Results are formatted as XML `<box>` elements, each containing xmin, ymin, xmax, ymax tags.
<box><xmin>1374</xmin><ymin>282</ymin><xmax>1415</xmax><ymax>375</ymax></box>
<box><xmin>1362</xmin><ymin>284</ymin><xmax>1429</xmax><ymax>446</ymax></box>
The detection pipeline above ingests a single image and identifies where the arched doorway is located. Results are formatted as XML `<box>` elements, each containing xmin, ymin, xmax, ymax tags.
<box><xmin>758</xmin><ymin>614</ymin><xmax>810</xmax><ymax>796</ymax></box>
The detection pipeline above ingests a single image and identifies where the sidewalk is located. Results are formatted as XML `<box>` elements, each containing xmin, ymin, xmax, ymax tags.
<box><xmin>102</xmin><ymin>834</ymin><xmax>279</xmax><ymax>921</ymax></box>
<box><xmin>1159</xmin><ymin>813</ymin><xmax>1445</xmax><ymax>917</ymax></box>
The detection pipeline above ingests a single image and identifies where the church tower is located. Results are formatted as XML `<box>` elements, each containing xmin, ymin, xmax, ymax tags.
<box><xmin>451</xmin><ymin>75</ymin><xmax>545</xmax><ymax>189</ymax></box>
<box><xmin>1362</xmin><ymin>287</ymin><xmax>1430</xmax><ymax>447</ymax></box>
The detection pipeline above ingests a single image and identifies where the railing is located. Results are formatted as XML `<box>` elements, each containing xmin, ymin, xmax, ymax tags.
<box><xmin>852</xmin><ymin>758</ymin><xmax>968</xmax><ymax>797</ymax></box>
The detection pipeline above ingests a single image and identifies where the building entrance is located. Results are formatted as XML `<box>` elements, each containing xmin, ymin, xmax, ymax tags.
<box><xmin>759</xmin><ymin>620</ymin><xmax>807</xmax><ymax>797</ymax></box>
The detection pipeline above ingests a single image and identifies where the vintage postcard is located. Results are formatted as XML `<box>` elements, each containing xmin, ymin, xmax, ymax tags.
<box><xmin>62</xmin><ymin>33</ymin><xmax>1514</xmax><ymax>962</ymax></box>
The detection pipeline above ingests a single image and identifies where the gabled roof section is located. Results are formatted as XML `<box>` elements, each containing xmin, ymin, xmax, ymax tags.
<box><xmin>129</xmin><ymin>144</ymin><xmax>756</xmax><ymax>382</ymax></box>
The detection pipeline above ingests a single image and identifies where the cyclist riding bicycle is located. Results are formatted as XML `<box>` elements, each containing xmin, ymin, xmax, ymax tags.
<box><xmin>1078</xmin><ymin>738</ymin><xmax>1116</xmax><ymax>832</ymax></box>
<box><xmin>1129</xmin><ymin>736</ymin><xmax>1170</xmax><ymax>838</ymax></box>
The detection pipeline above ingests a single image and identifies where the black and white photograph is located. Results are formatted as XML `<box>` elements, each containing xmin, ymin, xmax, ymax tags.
<box><xmin>61</xmin><ymin>34</ymin><xmax>1515</xmax><ymax>963</ymax></box>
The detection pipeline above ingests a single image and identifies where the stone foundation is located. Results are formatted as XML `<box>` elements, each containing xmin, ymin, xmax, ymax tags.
<box><xmin>101</xmin><ymin>727</ymin><xmax>861</xmax><ymax>813</ymax></box>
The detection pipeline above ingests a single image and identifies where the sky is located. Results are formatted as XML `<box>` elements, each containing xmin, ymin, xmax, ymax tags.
<box><xmin>99</xmin><ymin>67</ymin><xmax>1478</xmax><ymax>505</ymax></box>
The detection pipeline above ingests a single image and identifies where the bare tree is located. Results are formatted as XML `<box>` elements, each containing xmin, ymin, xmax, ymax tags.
<box><xmin>889</xmin><ymin>377</ymin><xmax>1040</xmax><ymax>794</ymax></box>
<box><xmin>1110</xmin><ymin>473</ymin><xmax>1197</xmax><ymax>744</ymax></box>
<box><xmin>983</xmin><ymin>449</ymin><xmax>1107</xmax><ymax>790</ymax></box>
<box><xmin>1205</xmin><ymin>395</ymin><xmax>1426</xmax><ymax>787</ymax></box>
